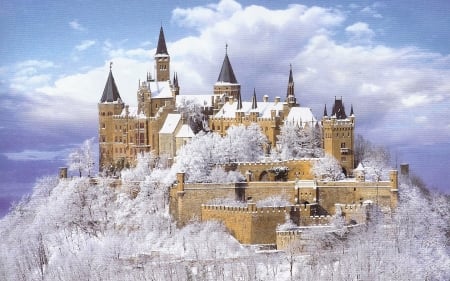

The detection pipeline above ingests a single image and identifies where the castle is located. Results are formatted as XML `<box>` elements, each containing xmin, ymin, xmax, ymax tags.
<box><xmin>98</xmin><ymin>26</ymin><xmax>354</xmax><ymax>174</ymax></box>
<box><xmin>97</xmin><ymin>27</ymin><xmax>398</xmax><ymax>248</ymax></box>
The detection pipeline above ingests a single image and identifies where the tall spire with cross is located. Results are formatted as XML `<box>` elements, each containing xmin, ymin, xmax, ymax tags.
<box><xmin>154</xmin><ymin>25</ymin><xmax>170</xmax><ymax>81</ymax></box>
<box><xmin>286</xmin><ymin>64</ymin><xmax>297</xmax><ymax>106</ymax></box>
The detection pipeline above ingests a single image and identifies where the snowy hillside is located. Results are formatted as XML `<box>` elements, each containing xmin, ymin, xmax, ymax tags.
<box><xmin>0</xmin><ymin>165</ymin><xmax>449</xmax><ymax>280</ymax></box>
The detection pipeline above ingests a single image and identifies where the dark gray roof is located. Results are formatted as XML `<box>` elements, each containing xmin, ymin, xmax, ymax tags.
<box><xmin>217</xmin><ymin>53</ymin><xmax>238</xmax><ymax>83</ymax></box>
<box><xmin>251</xmin><ymin>89</ymin><xmax>257</xmax><ymax>109</ymax></box>
<box><xmin>100</xmin><ymin>70</ymin><xmax>122</xmax><ymax>103</ymax></box>
<box><xmin>236</xmin><ymin>93</ymin><xmax>243</xmax><ymax>110</ymax></box>
<box><xmin>332</xmin><ymin>98</ymin><xmax>347</xmax><ymax>119</ymax></box>
<box><xmin>156</xmin><ymin>26</ymin><xmax>169</xmax><ymax>55</ymax></box>
<box><xmin>288</xmin><ymin>64</ymin><xmax>294</xmax><ymax>84</ymax></box>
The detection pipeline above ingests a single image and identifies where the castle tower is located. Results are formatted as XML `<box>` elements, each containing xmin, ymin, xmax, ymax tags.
<box><xmin>155</xmin><ymin>26</ymin><xmax>170</xmax><ymax>82</ymax></box>
<box><xmin>214</xmin><ymin>45</ymin><xmax>241</xmax><ymax>104</ymax></box>
<box><xmin>322</xmin><ymin>97</ymin><xmax>355</xmax><ymax>176</ymax></box>
<box><xmin>172</xmin><ymin>72</ymin><xmax>180</xmax><ymax>96</ymax></box>
<box><xmin>98</xmin><ymin>64</ymin><xmax>125</xmax><ymax>171</ymax></box>
<box><xmin>286</xmin><ymin>64</ymin><xmax>297</xmax><ymax>107</ymax></box>
<box><xmin>137</xmin><ymin>79</ymin><xmax>152</xmax><ymax>116</ymax></box>
<box><xmin>250</xmin><ymin>88</ymin><xmax>258</xmax><ymax>122</ymax></box>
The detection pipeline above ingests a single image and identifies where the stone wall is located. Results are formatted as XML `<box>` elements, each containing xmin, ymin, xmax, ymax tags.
<box><xmin>201</xmin><ymin>203</ymin><xmax>294</xmax><ymax>244</ymax></box>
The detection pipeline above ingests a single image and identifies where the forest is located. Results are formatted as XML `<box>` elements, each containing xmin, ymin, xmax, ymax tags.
<box><xmin>0</xmin><ymin>129</ymin><xmax>449</xmax><ymax>280</ymax></box>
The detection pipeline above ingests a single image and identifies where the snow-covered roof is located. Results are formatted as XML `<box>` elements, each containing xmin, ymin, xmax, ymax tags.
<box><xmin>160</xmin><ymin>114</ymin><xmax>181</xmax><ymax>134</ymax></box>
<box><xmin>214</xmin><ymin>100</ymin><xmax>285</xmax><ymax>118</ymax></box>
<box><xmin>176</xmin><ymin>124</ymin><xmax>195</xmax><ymax>138</ymax></box>
<box><xmin>148</xmin><ymin>81</ymin><xmax>173</xmax><ymax>99</ymax></box>
<box><xmin>118</xmin><ymin>106</ymin><xmax>146</xmax><ymax>118</ymax></box>
<box><xmin>176</xmin><ymin>95</ymin><xmax>213</xmax><ymax>107</ymax></box>
<box><xmin>285</xmin><ymin>107</ymin><xmax>318</xmax><ymax>127</ymax></box>
<box><xmin>354</xmin><ymin>162</ymin><xmax>365</xmax><ymax>172</ymax></box>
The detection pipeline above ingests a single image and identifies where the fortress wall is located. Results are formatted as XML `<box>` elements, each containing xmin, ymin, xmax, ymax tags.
<box><xmin>276</xmin><ymin>230</ymin><xmax>303</xmax><ymax>250</ymax></box>
<box><xmin>317</xmin><ymin>181</ymin><xmax>395</xmax><ymax>214</ymax></box>
<box><xmin>245</xmin><ymin>181</ymin><xmax>296</xmax><ymax>203</ymax></box>
<box><xmin>335</xmin><ymin>203</ymin><xmax>368</xmax><ymax>224</ymax></box>
<box><xmin>169</xmin><ymin>183</ymin><xmax>238</xmax><ymax>226</ymax></box>
<box><xmin>231</xmin><ymin>159</ymin><xmax>314</xmax><ymax>181</ymax></box>
<box><xmin>201</xmin><ymin>204</ymin><xmax>293</xmax><ymax>244</ymax></box>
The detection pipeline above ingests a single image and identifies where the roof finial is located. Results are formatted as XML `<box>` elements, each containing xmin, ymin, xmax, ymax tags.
<box><xmin>225</xmin><ymin>43</ymin><xmax>228</xmax><ymax>55</ymax></box>
<box><xmin>110</xmin><ymin>61</ymin><xmax>113</xmax><ymax>71</ymax></box>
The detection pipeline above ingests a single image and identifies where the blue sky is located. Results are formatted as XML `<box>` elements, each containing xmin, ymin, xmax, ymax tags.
<box><xmin>1</xmin><ymin>0</ymin><xmax>450</xmax><ymax>215</ymax></box>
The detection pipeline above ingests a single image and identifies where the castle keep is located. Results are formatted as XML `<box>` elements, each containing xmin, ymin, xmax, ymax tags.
<box><xmin>98</xmin><ymin>27</ymin><xmax>398</xmax><ymax>248</ymax></box>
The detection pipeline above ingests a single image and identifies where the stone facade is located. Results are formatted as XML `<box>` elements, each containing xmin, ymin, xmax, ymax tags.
<box><xmin>169</xmin><ymin>167</ymin><xmax>399</xmax><ymax>245</ymax></box>
<box><xmin>96</xmin><ymin>26</ymin><xmax>400</xmax><ymax>248</ymax></box>
<box><xmin>98</xmin><ymin>27</ymin><xmax>356</xmax><ymax>174</ymax></box>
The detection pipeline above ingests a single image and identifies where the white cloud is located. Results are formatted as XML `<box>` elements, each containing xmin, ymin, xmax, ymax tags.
<box><xmin>172</xmin><ymin>0</ymin><xmax>242</xmax><ymax>29</ymax></box>
<box><xmin>69</xmin><ymin>20</ymin><xmax>86</xmax><ymax>31</ymax></box>
<box><xmin>360</xmin><ymin>2</ymin><xmax>383</xmax><ymax>18</ymax></box>
<box><xmin>4</xmin><ymin>148</ymin><xmax>72</xmax><ymax>161</ymax></box>
<box><xmin>346</xmin><ymin>22</ymin><xmax>375</xmax><ymax>43</ymax></box>
<box><xmin>5</xmin><ymin>0</ymin><xmax>450</xmax><ymax>150</ymax></box>
<box><xmin>75</xmin><ymin>40</ymin><xmax>96</xmax><ymax>51</ymax></box>
<box><xmin>401</xmin><ymin>95</ymin><xmax>428</xmax><ymax>107</ymax></box>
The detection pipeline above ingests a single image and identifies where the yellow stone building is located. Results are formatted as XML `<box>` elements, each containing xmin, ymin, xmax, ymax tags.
<box><xmin>98</xmin><ymin>26</ymin><xmax>356</xmax><ymax>175</ymax></box>
<box><xmin>97</xmin><ymin>26</ymin><xmax>402</xmax><ymax>248</ymax></box>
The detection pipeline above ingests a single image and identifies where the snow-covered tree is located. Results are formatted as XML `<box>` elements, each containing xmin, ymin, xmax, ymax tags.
<box><xmin>172</xmin><ymin>124</ymin><xmax>266</xmax><ymax>182</ymax></box>
<box><xmin>121</xmin><ymin>151</ymin><xmax>158</xmax><ymax>181</ymax></box>
<box><xmin>67</xmin><ymin>138</ymin><xmax>95</xmax><ymax>177</ymax></box>
<box><xmin>362</xmin><ymin>145</ymin><xmax>391</xmax><ymax>181</ymax></box>
<box><xmin>312</xmin><ymin>154</ymin><xmax>345</xmax><ymax>181</ymax></box>
<box><xmin>277</xmin><ymin>122</ymin><xmax>323</xmax><ymax>160</ymax></box>
<box><xmin>176</xmin><ymin>97</ymin><xmax>208</xmax><ymax>133</ymax></box>
<box><xmin>224</xmin><ymin>123</ymin><xmax>267</xmax><ymax>163</ymax></box>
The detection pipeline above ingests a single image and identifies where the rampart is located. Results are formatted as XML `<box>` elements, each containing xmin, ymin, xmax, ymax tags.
<box><xmin>227</xmin><ymin>159</ymin><xmax>315</xmax><ymax>182</ymax></box>
<box><xmin>201</xmin><ymin>203</ymin><xmax>296</xmax><ymax>244</ymax></box>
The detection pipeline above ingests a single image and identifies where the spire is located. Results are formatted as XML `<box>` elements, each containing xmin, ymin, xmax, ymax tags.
<box><xmin>251</xmin><ymin>88</ymin><xmax>258</xmax><ymax>110</ymax></box>
<box><xmin>156</xmin><ymin>26</ymin><xmax>169</xmax><ymax>55</ymax></box>
<box><xmin>286</xmin><ymin>64</ymin><xmax>296</xmax><ymax>105</ymax></box>
<box><xmin>324</xmin><ymin>104</ymin><xmax>328</xmax><ymax>117</ymax></box>
<box><xmin>100</xmin><ymin>64</ymin><xmax>122</xmax><ymax>103</ymax></box>
<box><xmin>236</xmin><ymin>93</ymin><xmax>243</xmax><ymax>110</ymax></box>
<box><xmin>217</xmin><ymin>46</ymin><xmax>238</xmax><ymax>84</ymax></box>
<box><xmin>350</xmin><ymin>104</ymin><xmax>354</xmax><ymax>116</ymax></box>
<box><xmin>175</xmin><ymin>72</ymin><xmax>179</xmax><ymax>87</ymax></box>
<box><xmin>288</xmin><ymin>63</ymin><xmax>294</xmax><ymax>84</ymax></box>
<box><xmin>173</xmin><ymin>72</ymin><xmax>179</xmax><ymax>88</ymax></box>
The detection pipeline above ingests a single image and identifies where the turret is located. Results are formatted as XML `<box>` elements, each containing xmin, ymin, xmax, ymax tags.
<box><xmin>250</xmin><ymin>88</ymin><xmax>259</xmax><ymax>121</ymax></box>
<box><xmin>98</xmin><ymin>63</ymin><xmax>125</xmax><ymax>171</ymax></box>
<box><xmin>322</xmin><ymin>97</ymin><xmax>355</xmax><ymax>176</ymax></box>
<box><xmin>172</xmin><ymin>72</ymin><xmax>180</xmax><ymax>96</ymax></box>
<box><xmin>214</xmin><ymin>45</ymin><xmax>241</xmax><ymax>101</ymax></box>
<box><xmin>155</xmin><ymin>26</ymin><xmax>170</xmax><ymax>82</ymax></box>
<box><xmin>235</xmin><ymin>92</ymin><xmax>244</xmax><ymax>120</ymax></box>
<box><xmin>286</xmin><ymin>64</ymin><xmax>297</xmax><ymax>107</ymax></box>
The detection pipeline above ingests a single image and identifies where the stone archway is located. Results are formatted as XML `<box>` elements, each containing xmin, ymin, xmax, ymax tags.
<box><xmin>259</xmin><ymin>171</ymin><xmax>269</xmax><ymax>181</ymax></box>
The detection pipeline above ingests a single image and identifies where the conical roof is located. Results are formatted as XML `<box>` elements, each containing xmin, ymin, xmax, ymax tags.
<box><xmin>236</xmin><ymin>93</ymin><xmax>243</xmax><ymax>110</ymax></box>
<box><xmin>251</xmin><ymin>88</ymin><xmax>258</xmax><ymax>110</ymax></box>
<box><xmin>156</xmin><ymin>26</ymin><xmax>169</xmax><ymax>55</ymax></box>
<box><xmin>217</xmin><ymin>53</ymin><xmax>238</xmax><ymax>84</ymax></box>
<box><xmin>100</xmin><ymin>69</ymin><xmax>122</xmax><ymax>103</ymax></box>
<box><xmin>331</xmin><ymin>98</ymin><xmax>347</xmax><ymax>119</ymax></box>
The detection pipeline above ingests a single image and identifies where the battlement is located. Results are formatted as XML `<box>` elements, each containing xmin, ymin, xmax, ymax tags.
<box><xmin>210</xmin><ymin>116</ymin><xmax>277</xmax><ymax>122</ymax></box>
<box><xmin>202</xmin><ymin>203</ymin><xmax>299</xmax><ymax>214</ymax></box>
